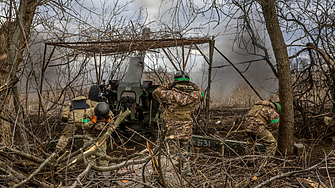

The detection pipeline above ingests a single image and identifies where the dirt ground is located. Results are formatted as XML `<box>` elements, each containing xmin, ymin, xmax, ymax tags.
<box><xmin>9</xmin><ymin>106</ymin><xmax>333</xmax><ymax>187</ymax></box>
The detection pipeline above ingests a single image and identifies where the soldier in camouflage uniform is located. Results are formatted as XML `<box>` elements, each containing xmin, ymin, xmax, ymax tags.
<box><xmin>56</xmin><ymin>96</ymin><xmax>98</xmax><ymax>151</ymax></box>
<box><xmin>153</xmin><ymin>70</ymin><xmax>204</xmax><ymax>175</ymax></box>
<box><xmin>244</xmin><ymin>100</ymin><xmax>281</xmax><ymax>156</ymax></box>
<box><xmin>82</xmin><ymin>102</ymin><xmax>114</xmax><ymax>166</ymax></box>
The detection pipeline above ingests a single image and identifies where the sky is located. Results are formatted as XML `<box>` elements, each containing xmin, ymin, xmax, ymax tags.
<box><xmin>25</xmin><ymin>0</ymin><xmax>279</xmax><ymax>101</ymax></box>
<box><xmin>126</xmin><ymin>0</ymin><xmax>278</xmax><ymax>100</ymax></box>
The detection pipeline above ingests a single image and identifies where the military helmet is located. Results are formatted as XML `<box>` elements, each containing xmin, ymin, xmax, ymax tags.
<box><xmin>174</xmin><ymin>70</ymin><xmax>190</xmax><ymax>82</ymax></box>
<box><xmin>94</xmin><ymin>102</ymin><xmax>109</xmax><ymax>118</ymax></box>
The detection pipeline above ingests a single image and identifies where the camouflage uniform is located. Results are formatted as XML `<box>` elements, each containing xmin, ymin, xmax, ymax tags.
<box><xmin>82</xmin><ymin>107</ymin><xmax>114</xmax><ymax>166</ymax></box>
<box><xmin>56</xmin><ymin>96</ymin><xmax>98</xmax><ymax>150</ymax></box>
<box><xmin>244</xmin><ymin>100</ymin><xmax>280</xmax><ymax>156</ymax></box>
<box><xmin>153</xmin><ymin>81</ymin><xmax>204</xmax><ymax>175</ymax></box>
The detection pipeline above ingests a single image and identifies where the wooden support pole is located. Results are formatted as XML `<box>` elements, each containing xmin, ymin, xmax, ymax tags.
<box><xmin>205</xmin><ymin>39</ymin><xmax>215</xmax><ymax>133</ymax></box>
<box><xmin>193</xmin><ymin>43</ymin><xmax>210</xmax><ymax>65</ymax></box>
<box><xmin>184</xmin><ymin>41</ymin><xmax>193</xmax><ymax>71</ymax></box>
<box><xmin>158</xmin><ymin>42</ymin><xmax>179</xmax><ymax>71</ymax></box>
<box><xmin>182</xmin><ymin>40</ymin><xmax>185</xmax><ymax>71</ymax></box>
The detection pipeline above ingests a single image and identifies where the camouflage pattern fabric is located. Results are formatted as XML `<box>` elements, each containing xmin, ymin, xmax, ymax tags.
<box><xmin>165</xmin><ymin>120</ymin><xmax>193</xmax><ymax>141</ymax></box>
<box><xmin>82</xmin><ymin>107</ymin><xmax>114</xmax><ymax>166</ymax></box>
<box><xmin>56</xmin><ymin>96</ymin><xmax>98</xmax><ymax>150</ymax></box>
<box><xmin>61</xmin><ymin>96</ymin><xmax>98</xmax><ymax>123</ymax></box>
<box><xmin>244</xmin><ymin>100</ymin><xmax>279</xmax><ymax>133</ymax></box>
<box><xmin>153</xmin><ymin>81</ymin><xmax>203</xmax><ymax>176</ymax></box>
<box><xmin>244</xmin><ymin>100</ymin><xmax>279</xmax><ymax>156</ymax></box>
<box><xmin>246</xmin><ymin>129</ymin><xmax>277</xmax><ymax>156</ymax></box>
<box><xmin>152</xmin><ymin>82</ymin><xmax>204</xmax><ymax>141</ymax></box>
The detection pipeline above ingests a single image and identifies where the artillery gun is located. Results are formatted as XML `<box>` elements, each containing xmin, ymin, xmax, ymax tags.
<box><xmin>88</xmin><ymin>57</ymin><xmax>161</xmax><ymax>141</ymax></box>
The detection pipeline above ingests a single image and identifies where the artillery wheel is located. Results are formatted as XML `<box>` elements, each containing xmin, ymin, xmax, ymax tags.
<box><xmin>88</xmin><ymin>85</ymin><xmax>100</xmax><ymax>102</ymax></box>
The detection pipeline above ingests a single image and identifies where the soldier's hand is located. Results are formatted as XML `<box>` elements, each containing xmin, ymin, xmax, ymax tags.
<box><xmin>82</xmin><ymin>122</ymin><xmax>93</xmax><ymax>131</ymax></box>
<box><xmin>94</xmin><ymin>122</ymin><xmax>105</xmax><ymax>131</ymax></box>
<box><xmin>168</xmin><ymin>82</ymin><xmax>176</xmax><ymax>89</ymax></box>
<box><xmin>61</xmin><ymin>116</ymin><xmax>68</xmax><ymax>122</ymax></box>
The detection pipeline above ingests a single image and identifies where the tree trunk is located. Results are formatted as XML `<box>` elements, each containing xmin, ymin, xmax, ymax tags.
<box><xmin>7</xmin><ymin>0</ymin><xmax>38</xmax><ymax>151</ymax></box>
<box><xmin>257</xmin><ymin>0</ymin><xmax>294</xmax><ymax>155</ymax></box>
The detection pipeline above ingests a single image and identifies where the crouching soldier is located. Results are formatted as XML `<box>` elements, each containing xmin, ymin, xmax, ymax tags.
<box><xmin>56</xmin><ymin>96</ymin><xmax>98</xmax><ymax>152</ymax></box>
<box><xmin>153</xmin><ymin>70</ymin><xmax>204</xmax><ymax>176</ymax></box>
<box><xmin>244</xmin><ymin>100</ymin><xmax>281</xmax><ymax>156</ymax></box>
<box><xmin>82</xmin><ymin>102</ymin><xmax>114</xmax><ymax>166</ymax></box>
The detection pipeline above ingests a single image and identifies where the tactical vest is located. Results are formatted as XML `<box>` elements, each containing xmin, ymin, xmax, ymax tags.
<box><xmin>167</xmin><ymin>104</ymin><xmax>192</xmax><ymax>121</ymax></box>
<box><xmin>166</xmin><ymin>83</ymin><xmax>194</xmax><ymax>121</ymax></box>
<box><xmin>246</xmin><ymin>104</ymin><xmax>268</xmax><ymax>125</ymax></box>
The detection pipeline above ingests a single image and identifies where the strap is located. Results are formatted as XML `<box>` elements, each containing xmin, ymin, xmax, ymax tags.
<box><xmin>256</xmin><ymin>113</ymin><xmax>268</xmax><ymax>125</ymax></box>
<box><xmin>247</xmin><ymin>105</ymin><xmax>263</xmax><ymax>117</ymax></box>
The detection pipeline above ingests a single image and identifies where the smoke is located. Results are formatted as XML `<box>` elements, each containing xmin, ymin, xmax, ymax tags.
<box><xmin>189</xmin><ymin>34</ymin><xmax>278</xmax><ymax>102</ymax></box>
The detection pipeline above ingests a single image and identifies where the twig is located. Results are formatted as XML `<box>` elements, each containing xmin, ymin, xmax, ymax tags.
<box><xmin>254</xmin><ymin>151</ymin><xmax>334</xmax><ymax>188</ymax></box>
<box><xmin>198</xmin><ymin>169</ymin><xmax>214</xmax><ymax>188</ymax></box>
<box><xmin>2</xmin><ymin>147</ymin><xmax>45</xmax><ymax>164</ymax></box>
<box><xmin>91</xmin><ymin>154</ymin><xmax>151</xmax><ymax>172</ymax></box>
<box><xmin>58</xmin><ymin>110</ymin><xmax>130</xmax><ymax>169</ymax></box>
<box><xmin>67</xmin><ymin>163</ymin><xmax>91</xmax><ymax>188</ymax></box>
<box><xmin>13</xmin><ymin>153</ymin><xmax>56</xmax><ymax>188</ymax></box>
<box><xmin>109</xmin><ymin>178</ymin><xmax>157</xmax><ymax>188</ymax></box>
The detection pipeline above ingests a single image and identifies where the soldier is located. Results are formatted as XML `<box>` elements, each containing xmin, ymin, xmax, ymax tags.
<box><xmin>82</xmin><ymin>102</ymin><xmax>114</xmax><ymax>166</ymax></box>
<box><xmin>56</xmin><ymin>96</ymin><xmax>98</xmax><ymax>152</ymax></box>
<box><xmin>244</xmin><ymin>100</ymin><xmax>281</xmax><ymax>156</ymax></box>
<box><xmin>152</xmin><ymin>70</ymin><xmax>204</xmax><ymax>176</ymax></box>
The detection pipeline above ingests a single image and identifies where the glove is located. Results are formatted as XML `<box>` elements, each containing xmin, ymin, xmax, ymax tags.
<box><xmin>94</xmin><ymin>122</ymin><xmax>105</xmax><ymax>131</ymax></box>
<box><xmin>82</xmin><ymin>121</ymin><xmax>94</xmax><ymax>131</ymax></box>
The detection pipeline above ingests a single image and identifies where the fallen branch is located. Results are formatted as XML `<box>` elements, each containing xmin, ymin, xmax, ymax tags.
<box><xmin>2</xmin><ymin>147</ymin><xmax>45</xmax><ymax>164</ymax></box>
<box><xmin>67</xmin><ymin>163</ymin><xmax>91</xmax><ymax>188</ymax></box>
<box><xmin>108</xmin><ymin>178</ymin><xmax>158</xmax><ymax>188</ymax></box>
<box><xmin>59</xmin><ymin>109</ymin><xmax>131</xmax><ymax>168</ymax></box>
<box><xmin>254</xmin><ymin>151</ymin><xmax>334</xmax><ymax>188</ymax></box>
<box><xmin>0</xmin><ymin>160</ymin><xmax>51</xmax><ymax>187</ymax></box>
<box><xmin>91</xmin><ymin>154</ymin><xmax>151</xmax><ymax>172</ymax></box>
<box><xmin>13</xmin><ymin>153</ymin><xmax>56</xmax><ymax>188</ymax></box>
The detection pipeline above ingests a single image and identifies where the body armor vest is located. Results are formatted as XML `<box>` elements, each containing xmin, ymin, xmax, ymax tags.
<box><xmin>167</xmin><ymin>104</ymin><xmax>192</xmax><ymax>121</ymax></box>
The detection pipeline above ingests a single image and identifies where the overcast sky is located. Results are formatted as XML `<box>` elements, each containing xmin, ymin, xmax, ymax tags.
<box><xmin>27</xmin><ymin>0</ymin><xmax>278</xmax><ymax>100</ymax></box>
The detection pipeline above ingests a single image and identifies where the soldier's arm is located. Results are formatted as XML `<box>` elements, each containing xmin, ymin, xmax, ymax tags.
<box><xmin>190</xmin><ymin>89</ymin><xmax>204</xmax><ymax>103</ymax></box>
<box><xmin>82</xmin><ymin>108</ymin><xmax>95</xmax><ymax>130</ymax></box>
<box><xmin>190</xmin><ymin>82</ymin><xmax>205</xmax><ymax>101</ymax></box>
<box><xmin>61</xmin><ymin>102</ymin><xmax>71</xmax><ymax>122</ymax></box>
<box><xmin>266</xmin><ymin>108</ymin><xmax>280</xmax><ymax>129</ymax></box>
<box><xmin>152</xmin><ymin>83</ymin><xmax>170</xmax><ymax>101</ymax></box>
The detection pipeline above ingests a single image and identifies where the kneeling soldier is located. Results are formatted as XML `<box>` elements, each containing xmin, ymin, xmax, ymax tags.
<box><xmin>82</xmin><ymin>102</ymin><xmax>114</xmax><ymax>166</ymax></box>
<box><xmin>244</xmin><ymin>100</ymin><xmax>281</xmax><ymax>156</ymax></box>
<box><xmin>56</xmin><ymin>96</ymin><xmax>98</xmax><ymax>152</ymax></box>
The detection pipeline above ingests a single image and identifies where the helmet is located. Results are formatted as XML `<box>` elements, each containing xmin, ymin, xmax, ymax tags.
<box><xmin>174</xmin><ymin>70</ymin><xmax>190</xmax><ymax>82</ymax></box>
<box><xmin>94</xmin><ymin>102</ymin><xmax>109</xmax><ymax>118</ymax></box>
<box><xmin>274</xmin><ymin>103</ymin><xmax>282</xmax><ymax>114</ymax></box>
